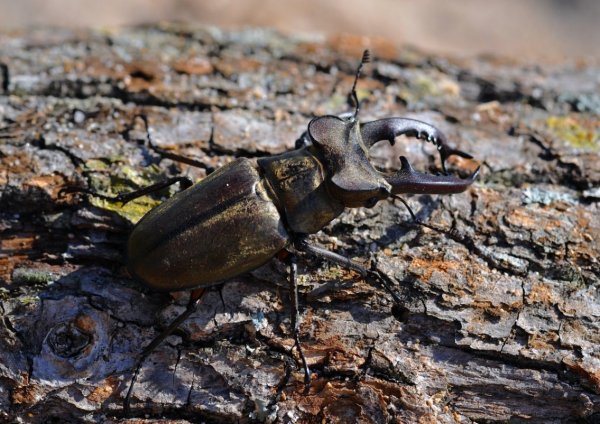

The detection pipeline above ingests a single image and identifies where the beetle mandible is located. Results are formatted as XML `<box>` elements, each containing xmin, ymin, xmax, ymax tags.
<box><xmin>70</xmin><ymin>50</ymin><xmax>478</xmax><ymax>411</ymax></box>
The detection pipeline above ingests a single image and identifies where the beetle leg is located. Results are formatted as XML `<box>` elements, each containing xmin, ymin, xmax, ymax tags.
<box><xmin>288</xmin><ymin>254</ymin><xmax>311</xmax><ymax>393</ymax></box>
<box><xmin>123</xmin><ymin>288</ymin><xmax>206</xmax><ymax>414</ymax></box>
<box><xmin>293</xmin><ymin>239</ymin><xmax>406</xmax><ymax>317</ymax></box>
<box><xmin>360</xmin><ymin>118</ymin><xmax>473</xmax><ymax>174</ymax></box>
<box><xmin>60</xmin><ymin>176</ymin><xmax>193</xmax><ymax>205</ymax></box>
<box><xmin>135</xmin><ymin>114</ymin><xmax>215</xmax><ymax>174</ymax></box>
<box><xmin>0</xmin><ymin>62</ymin><xmax>9</xmax><ymax>93</ymax></box>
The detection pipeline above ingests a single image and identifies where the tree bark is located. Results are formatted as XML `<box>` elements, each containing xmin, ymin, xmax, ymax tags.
<box><xmin>1</xmin><ymin>24</ymin><xmax>599</xmax><ymax>423</ymax></box>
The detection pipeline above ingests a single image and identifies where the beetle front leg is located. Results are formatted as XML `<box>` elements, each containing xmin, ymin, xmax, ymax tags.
<box><xmin>360</xmin><ymin>118</ymin><xmax>473</xmax><ymax>174</ymax></box>
<box><xmin>293</xmin><ymin>239</ymin><xmax>408</xmax><ymax>320</ymax></box>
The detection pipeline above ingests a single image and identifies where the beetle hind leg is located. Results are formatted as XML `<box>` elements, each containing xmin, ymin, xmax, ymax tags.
<box><xmin>123</xmin><ymin>288</ymin><xmax>206</xmax><ymax>414</ymax></box>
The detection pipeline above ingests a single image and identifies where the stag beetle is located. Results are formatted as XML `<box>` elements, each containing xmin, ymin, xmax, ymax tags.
<box><xmin>69</xmin><ymin>50</ymin><xmax>478</xmax><ymax>411</ymax></box>
<box><xmin>128</xmin><ymin>52</ymin><xmax>477</xmax><ymax>292</ymax></box>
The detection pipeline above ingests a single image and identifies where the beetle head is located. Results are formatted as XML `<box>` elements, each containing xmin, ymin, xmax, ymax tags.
<box><xmin>308</xmin><ymin>115</ymin><xmax>391</xmax><ymax>208</ymax></box>
<box><xmin>308</xmin><ymin>50</ymin><xmax>478</xmax><ymax>208</ymax></box>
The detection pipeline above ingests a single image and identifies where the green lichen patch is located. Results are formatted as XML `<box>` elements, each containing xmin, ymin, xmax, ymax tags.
<box><xmin>546</xmin><ymin>115</ymin><xmax>599</xmax><ymax>150</ymax></box>
<box><xmin>84</xmin><ymin>160</ymin><xmax>170</xmax><ymax>224</ymax></box>
<box><xmin>12</xmin><ymin>268</ymin><xmax>59</xmax><ymax>286</ymax></box>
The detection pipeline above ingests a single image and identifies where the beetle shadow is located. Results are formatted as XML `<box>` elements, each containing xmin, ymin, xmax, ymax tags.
<box><xmin>13</xmin><ymin>266</ymin><xmax>171</xmax><ymax>387</ymax></box>
<box><xmin>18</xmin><ymin>264</ymin><xmax>261</xmax><ymax>412</ymax></box>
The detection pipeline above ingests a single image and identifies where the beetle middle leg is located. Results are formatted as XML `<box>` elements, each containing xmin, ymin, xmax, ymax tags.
<box><xmin>279</xmin><ymin>243</ymin><xmax>403</xmax><ymax>392</ymax></box>
<box><xmin>287</xmin><ymin>253</ymin><xmax>312</xmax><ymax>393</ymax></box>
<box><xmin>61</xmin><ymin>176</ymin><xmax>193</xmax><ymax>205</ymax></box>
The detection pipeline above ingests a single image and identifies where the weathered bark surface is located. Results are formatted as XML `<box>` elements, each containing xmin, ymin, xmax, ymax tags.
<box><xmin>1</xmin><ymin>24</ymin><xmax>599</xmax><ymax>423</ymax></box>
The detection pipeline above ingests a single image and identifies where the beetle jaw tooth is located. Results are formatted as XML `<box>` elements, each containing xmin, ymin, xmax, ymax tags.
<box><xmin>398</xmin><ymin>156</ymin><xmax>414</xmax><ymax>172</ymax></box>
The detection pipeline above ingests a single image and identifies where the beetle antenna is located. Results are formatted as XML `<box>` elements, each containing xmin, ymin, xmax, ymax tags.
<box><xmin>393</xmin><ymin>194</ymin><xmax>459</xmax><ymax>239</ymax></box>
<box><xmin>351</xmin><ymin>49</ymin><xmax>370</xmax><ymax>119</ymax></box>
<box><xmin>393</xmin><ymin>194</ymin><xmax>444</xmax><ymax>233</ymax></box>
